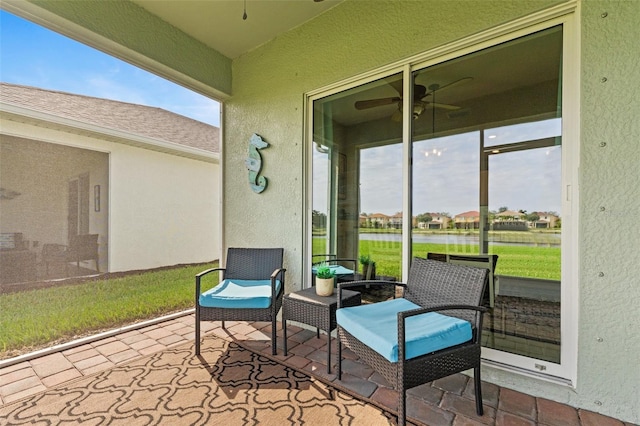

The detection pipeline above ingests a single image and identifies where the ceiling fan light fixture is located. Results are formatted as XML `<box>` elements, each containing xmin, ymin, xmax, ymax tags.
<box><xmin>412</xmin><ymin>103</ymin><xmax>425</xmax><ymax>119</ymax></box>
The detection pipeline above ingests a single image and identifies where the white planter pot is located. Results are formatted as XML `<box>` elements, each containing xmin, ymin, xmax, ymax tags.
<box><xmin>315</xmin><ymin>277</ymin><xmax>334</xmax><ymax>296</ymax></box>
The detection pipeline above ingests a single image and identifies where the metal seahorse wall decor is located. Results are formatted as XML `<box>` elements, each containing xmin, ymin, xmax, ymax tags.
<box><xmin>245</xmin><ymin>133</ymin><xmax>269</xmax><ymax>193</ymax></box>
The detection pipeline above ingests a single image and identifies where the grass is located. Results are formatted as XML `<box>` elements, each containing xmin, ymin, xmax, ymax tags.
<box><xmin>0</xmin><ymin>262</ymin><xmax>218</xmax><ymax>358</ymax></box>
<box><xmin>315</xmin><ymin>239</ymin><xmax>561</xmax><ymax>281</ymax></box>
<box><xmin>1</xmin><ymin>235</ymin><xmax>561</xmax><ymax>358</ymax></box>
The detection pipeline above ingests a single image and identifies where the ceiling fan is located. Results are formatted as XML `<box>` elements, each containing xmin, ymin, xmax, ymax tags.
<box><xmin>354</xmin><ymin>77</ymin><xmax>472</xmax><ymax>121</ymax></box>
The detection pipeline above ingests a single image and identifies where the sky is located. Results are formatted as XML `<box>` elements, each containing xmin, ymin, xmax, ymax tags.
<box><xmin>0</xmin><ymin>11</ymin><xmax>220</xmax><ymax>127</ymax></box>
<box><xmin>315</xmin><ymin>120</ymin><xmax>562</xmax><ymax>218</ymax></box>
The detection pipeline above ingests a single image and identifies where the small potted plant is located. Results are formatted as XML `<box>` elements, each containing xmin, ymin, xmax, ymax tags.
<box><xmin>359</xmin><ymin>254</ymin><xmax>376</xmax><ymax>280</ymax></box>
<box><xmin>315</xmin><ymin>263</ymin><xmax>335</xmax><ymax>296</ymax></box>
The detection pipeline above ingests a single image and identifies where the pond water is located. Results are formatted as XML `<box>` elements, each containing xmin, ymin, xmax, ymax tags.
<box><xmin>358</xmin><ymin>233</ymin><xmax>560</xmax><ymax>246</ymax></box>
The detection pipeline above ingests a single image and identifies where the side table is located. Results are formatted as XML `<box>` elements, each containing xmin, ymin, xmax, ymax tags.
<box><xmin>282</xmin><ymin>287</ymin><xmax>361</xmax><ymax>373</ymax></box>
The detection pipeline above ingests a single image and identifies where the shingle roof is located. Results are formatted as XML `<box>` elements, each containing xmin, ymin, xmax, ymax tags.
<box><xmin>0</xmin><ymin>83</ymin><xmax>219</xmax><ymax>153</ymax></box>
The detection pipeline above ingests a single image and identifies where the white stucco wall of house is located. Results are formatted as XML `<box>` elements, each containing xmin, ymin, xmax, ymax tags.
<box><xmin>0</xmin><ymin>116</ymin><xmax>221</xmax><ymax>273</ymax></box>
<box><xmin>224</xmin><ymin>0</ymin><xmax>639</xmax><ymax>422</ymax></box>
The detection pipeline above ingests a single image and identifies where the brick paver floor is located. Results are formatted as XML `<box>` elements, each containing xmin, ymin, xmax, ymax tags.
<box><xmin>0</xmin><ymin>314</ymin><xmax>635</xmax><ymax>425</ymax></box>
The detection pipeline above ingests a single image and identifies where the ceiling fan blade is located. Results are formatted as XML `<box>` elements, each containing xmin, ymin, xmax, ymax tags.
<box><xmin>424</xmin><ymin>77</ymin><xmax>473</xmax><ymax>97</ymax></box>
<box><xmin>429</xmin><ymin>102</ymin><xmax>461</xmax><ymax>110</ymax></box>
<box><xmin>354</xmin><ymin>97</ymin><xmax>401</xmax><ymax>110</ymax></box>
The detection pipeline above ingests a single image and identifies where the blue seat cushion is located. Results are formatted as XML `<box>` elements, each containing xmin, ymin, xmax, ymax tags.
<box><xmin>312</xmin><ymin>265</ymin><xmax>354</xmax><ymax>276</ymax></box>
<box><xmin>199</xmin><ymin>279</ymin><xmax>281</xmax><ymax>309</ymax></box>
<box><xmin>336</xmin><ymin>298</ymin><xmax>472</xmax><ymax>362</ymax></box>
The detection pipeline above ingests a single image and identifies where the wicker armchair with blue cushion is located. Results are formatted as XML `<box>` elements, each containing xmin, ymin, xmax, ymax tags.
<box><xmin>311</xmin><ymin>254</ymin><xmax>357</xmax><ymax>285</ymax></box>
<box><xmin>336</xmin><ymin>257</ymin><xmax>488</xmax><ymax>426</ymax></box>
<box><xmin>195</xmin><ymin>248</ymin><xmax>285</xmax><ymax>356</ymax></box>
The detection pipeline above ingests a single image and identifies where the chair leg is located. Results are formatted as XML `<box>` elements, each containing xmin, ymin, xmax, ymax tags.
<box><xmin>271</xmin><ymin>317</ymin><xmax>277</xmax><ymax>356</ymax></box>
<box><xmin>474</xmin><ymin>366</ymin><xmax>484</xmax><ymax>415</ymax></box>
<box><xmin>337</xmin><ymin>330</ymin><xmax>342</xmax><ymax>380</ymax></box>
<box><xmin>398</xmin><ymin>385</ymin><xmax>406</xmax><ymax>426</ymax></box>
<box><xmin>195</xmin><ymin>311</ymin><xmax>201</xmax><ymax>355</ymax></box>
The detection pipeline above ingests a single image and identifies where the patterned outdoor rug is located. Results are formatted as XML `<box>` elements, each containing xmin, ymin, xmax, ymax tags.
<box><xmin>0</xmin><ymin>337</ymin><xmax>393</xmax><ymax>425</ymax></box>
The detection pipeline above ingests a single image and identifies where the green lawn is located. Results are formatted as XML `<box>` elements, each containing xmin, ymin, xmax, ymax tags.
<box><xmin>0</xmin><ymin>262</ymin><xmax>218</xmax><ymax>357</ymax></box>
<box><xmin>315</xmin><ymin>239</ymin><xmax>560</xmax><ymax>281</ymax></box>
<box><xmin>1</xmin><ymin>236</ymin><xmax>560</xmax><ymax>358</ymax></box>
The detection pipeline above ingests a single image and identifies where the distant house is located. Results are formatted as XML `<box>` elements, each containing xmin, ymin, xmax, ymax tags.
<box><xmin>532</xmin><ymin>211</ymin><xmax>559</xmax><ymax>229</ymax></box>
<box><xmin>493</xmin><ymin>210</ymin><xmax>528</xmax><ymax>231</ymax></box>
<box><xmin>389</xmin><ymin>212</ymin><xmax>403</xmax><ymax>229</ymax></box>
<box><xmin>454</xmin><ymin>211</ymin><xmax>480</xmax><ymax>229</ymax></box>
<box><xmin>368</xmin><ymin>213</ymin><xmax>390</xmax><ymax>228</ymax></box>
<box><xmin>494</xmin><ymin>210</ymin><xmax>524</xmax><ymax>221</ymax></box>
<box><xmin>0</xmin><ymin>83</ymin><xmax>220</xmax><ymax>284</ymax></box>
<box><xmin>418</xmin><ymin>213</ymin><xmax>451</xmax><ymax>230</ymax></box>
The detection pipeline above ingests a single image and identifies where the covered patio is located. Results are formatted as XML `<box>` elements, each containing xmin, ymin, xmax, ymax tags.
<box><xmin>1</xmin><ymin>0</ymin><xmax>639</xmax><ymax>424</ymax></box>
<box><xmin>0</xmin><ymin>315</ymin><xmax>629</xmax><ymax>425</ymax></box>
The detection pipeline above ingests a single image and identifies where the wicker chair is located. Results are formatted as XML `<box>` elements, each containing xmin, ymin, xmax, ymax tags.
<box><xmin>427</xmin><ymin>252</ymin><xmax>498</xmax><ymax>307</ymax></box>
<box><xmin>195</xmin><ymin>248</ymin><xmax>285</xmax><ymax>356</ymax></box>
<box><xmin>336</xmin><ymin>257</ymin><xmax>488</xmax><ymax>426</ymax></box>
<box><xmin>311</xmin><ymin>254</ymin><xmax>357</xmax><ymax>285</ymax></box>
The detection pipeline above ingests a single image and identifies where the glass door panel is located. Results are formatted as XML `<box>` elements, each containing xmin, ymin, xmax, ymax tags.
<box><xmin>312</xmin><ymin>73</ymin><xmax>404</xmax><ymax>281</ymax></box>
<box><xmin>410</xmin><ymin>25</ymin><xmax>563</xmax><ymax>365</ymax></box>
<box><xmin>412</xmin><ymin>131</ymin><xmax>480</xmax><ymax>257</ymax></box>
<box><xmin>484</xmin><ymin>127</ymin><xmax>562</xmax><ymax>363</ymax></box>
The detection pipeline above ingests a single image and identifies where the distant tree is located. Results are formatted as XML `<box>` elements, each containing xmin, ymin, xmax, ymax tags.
<box><xmin>312</xmin><ymin>210</ymin><xmax>327</xmax><ymax>229</ymax></box>
<box><xmin>416</xmin><ymin>213</ymin><xmax>433</xmax><ymax>224</ymax></box>
<box><xmin>498</xmin><ymin>206</ymin><xmax>509</xmax><ymax>213</ymax></box>
<box><xmin>525</xmin><ymin>212</ymin><xmax>540</xmax><ymax>222</ymax></box>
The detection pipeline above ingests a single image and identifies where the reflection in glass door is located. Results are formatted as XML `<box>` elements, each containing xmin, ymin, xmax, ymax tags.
<box><xmin>309</xmin><ymin>22</ymin><xmax>571</xmax><ymax>374</ymax></box>
<box><xmin>312</xmin><ymin>73</ymin><xmax>404</xmax><ymax>282</ymax></box>
<box><xmin>484</xmin><ymin>127</ymin><xmax>562</xmax><ymax>363</ymax></box>
<box><xmin>410</xmin><ymin>25</ymin><xmax>564</xmax><ymax>364</ymax></box>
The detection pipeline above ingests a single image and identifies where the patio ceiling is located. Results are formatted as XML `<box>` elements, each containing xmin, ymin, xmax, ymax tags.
<box><xmin>131</xmin><ymin>0</ymin><xmax>345</xmax><ymax>59</ymax></box>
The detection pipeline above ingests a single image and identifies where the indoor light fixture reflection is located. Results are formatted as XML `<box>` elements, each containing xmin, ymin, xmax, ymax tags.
<box><xmin>425</xmin><ymin>148</ymin><xmax>443</xmax><ymax>157</ymax></box>
<box><xmin>412</xmin><ymin>103</ymin><xmax>425</xmax><ymax>119</ymax></box>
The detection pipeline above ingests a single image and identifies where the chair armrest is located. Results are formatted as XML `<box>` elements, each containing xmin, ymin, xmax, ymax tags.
<box><xmin>398</xmin><ymin>304</ymin><xmax>487</xmax><ymax>320</ymax></box>
<box><xmin>195</xmin><ymin>267</ymin><xmax>225</xmax><ymax>296</ymax></box>
<box><xmin>271</xmin><ymin>267</ymin><xmax>286</xmax><ymax>281</ymax></box>
<box><xmin>196</xmin><ymin>267</ymin><xmax>225</xmax><ymax>279</ymax></box>
<box><xmin>338</xmin><ymin>280</ymin><xmax>402</xmax><ymax>290</ymax></box>
<box><xmin>270</xmin><ymin>268</ymin><xmax>287</xmax><ymax>297</ymax></box>
<box><xmin>397</xmin><ymin>304</ymin><xmax>488</xmax><ymax>356</ymax></box>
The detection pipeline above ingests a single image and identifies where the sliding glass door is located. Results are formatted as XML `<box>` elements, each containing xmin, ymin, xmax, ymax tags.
<box><xmin>311</xmin><ymin>73</ymin><xmax>404</xmax><ymax>280</ymax></box>
<box><xmin>308</xmin><ymin>19</ymin><xmax>576</xmax><ymax>378</ymax></box>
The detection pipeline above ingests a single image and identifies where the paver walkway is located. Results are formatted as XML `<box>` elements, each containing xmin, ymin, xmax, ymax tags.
<box><xmin>0</xmin><ymin>314</ymin><xmax>634</xmax><ymax>425</ymax></box>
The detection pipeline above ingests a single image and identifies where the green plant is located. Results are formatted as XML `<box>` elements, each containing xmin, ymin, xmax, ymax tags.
<box><xmin>315</xmin><ymin>264</ymin><xmax>335</xmax><ymax>279</ymax></box>
<box><xmin>358</xmin><ymin>254</ymin><xmax>376</xmax><ymax>267</ymax></box>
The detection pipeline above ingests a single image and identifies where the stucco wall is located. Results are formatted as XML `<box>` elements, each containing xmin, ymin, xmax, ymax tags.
<box><xmin>0</xmin><ymin>117</ymin><xmax>221</xmax><ymax>273</ymax></box>
<box><xmin>576</xmin><ymin>0</ymin><xmax>640</xmax><ymax>420</ymax></box>
<box><xmin>226</xmin><ymin>0</ymin><xmax>639</xmax><ymax>422</ymax></box>
<box><xmin>226</xmin><ymin>0</ymin><xmax>562</xmax><ymax>291</ymax></box>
